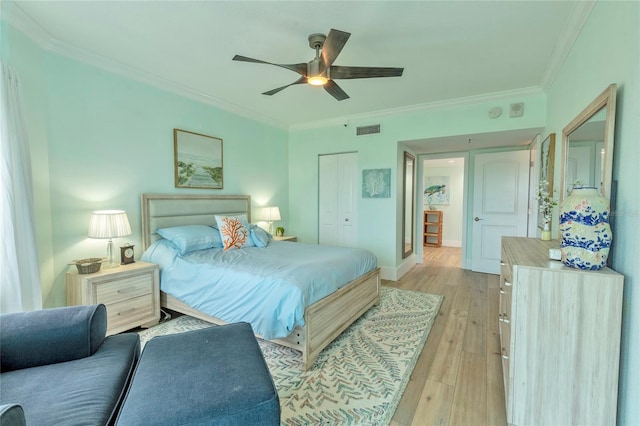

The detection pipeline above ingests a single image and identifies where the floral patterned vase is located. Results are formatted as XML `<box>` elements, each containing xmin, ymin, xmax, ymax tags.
<box><xmin>559</xmin><ymin>187</ymin><xmax>612</xmax><ymax>270</ymax></box>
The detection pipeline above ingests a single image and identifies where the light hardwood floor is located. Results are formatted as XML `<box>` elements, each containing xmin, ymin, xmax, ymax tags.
<box><xmin>387</xmin><ymin>246</ymin><xmax>508</xmax><ymax>426</ymax></box>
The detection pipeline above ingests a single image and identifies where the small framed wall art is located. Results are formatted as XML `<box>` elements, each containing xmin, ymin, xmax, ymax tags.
<box><xmin>362</xmin><ymin>168</ymin><xmax>391</xmax><ymax>198</ymax></box>
<box><xmin>174</xmin><ymin>129</ymin><xmax>223</xmax><ymax>189</ymax></box>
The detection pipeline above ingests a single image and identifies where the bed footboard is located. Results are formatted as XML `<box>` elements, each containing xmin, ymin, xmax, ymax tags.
<box><xmin>302</xmin><ymin>267</ymin><xmax>380</xmax><ymax>370</ymax></box>
<box><xmin>160</xmin><ymin>267</ymin><xmax>380</xmax><ymax>371</ymax></box>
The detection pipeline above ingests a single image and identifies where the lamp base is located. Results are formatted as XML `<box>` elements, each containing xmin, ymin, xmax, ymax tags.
<box><xmin>104</xmin><ymin>239</ymin><xmax>119</xmax><ymax>268</ymax></box>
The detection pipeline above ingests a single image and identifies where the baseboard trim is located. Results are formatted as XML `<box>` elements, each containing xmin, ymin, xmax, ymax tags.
<box><xmin>380</xmin><ymin>254</ymin><xmax>416</xmax><ymax>282</ymax></box>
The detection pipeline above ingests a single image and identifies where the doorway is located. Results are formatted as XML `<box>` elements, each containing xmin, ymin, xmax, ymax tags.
<box><xmin>417</xmin><ymin>154</ymin><xmax>468</xmax><ymax>268</ymax></box>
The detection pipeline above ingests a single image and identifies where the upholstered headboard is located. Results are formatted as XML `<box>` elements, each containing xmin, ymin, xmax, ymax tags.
<box><xmin>141</xmin><ymin>193</ymin><xmax>251</xmax><ymax>250</ymax></box>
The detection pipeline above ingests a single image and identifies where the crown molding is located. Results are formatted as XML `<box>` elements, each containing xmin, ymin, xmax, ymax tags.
<box><xmin>289</xmin><ymin>86</ymin><xmax>544</xmax><ymax>131</ymax></box>
<box><xmin>4</xmin><ymin>3</ymin><xmax>288</xmax><ymax>130</ymax></box>
<box><xmin>539</xmin><ymin>0</ymin><xmax>596</xmax><ymax>91</ymax></box>
<box><xmin>4</xmin><ymin>1</ymin><xmax>54</xmax><ymax>49</ymax></box>
<box><xmin>5</xmin><ymin>1</ymin><xmax>577</xmax><ymax>133</ymax></box>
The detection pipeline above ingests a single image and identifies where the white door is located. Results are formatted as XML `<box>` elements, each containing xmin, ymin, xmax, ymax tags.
<box><xmin>318</xmin><ymin>152</ymin><xmax>358</xmax><ymax>247</ymax></box>
<box><xmin>471</xmin><ymin>150</ymin><xmax>530</xmax><ymax>274</ymax></box>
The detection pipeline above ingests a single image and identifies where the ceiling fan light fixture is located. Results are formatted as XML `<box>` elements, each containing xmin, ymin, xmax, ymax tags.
<box><xmin>308</xmin><ymin>75</ymin><xmax>328</xmax><ymax>86</ymax></box>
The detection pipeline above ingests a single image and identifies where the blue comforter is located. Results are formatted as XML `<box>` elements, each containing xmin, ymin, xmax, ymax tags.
<box><xmin>142</xmin><ymin>240</ymin><xmax>378</xmax><ymax>339</ymax></box>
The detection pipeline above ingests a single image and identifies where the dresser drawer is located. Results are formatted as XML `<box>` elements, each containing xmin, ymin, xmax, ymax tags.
<box><xmin>96</xmin><ymin>273</ymin><xmax>153</xmax><ymax>305</ymax></box>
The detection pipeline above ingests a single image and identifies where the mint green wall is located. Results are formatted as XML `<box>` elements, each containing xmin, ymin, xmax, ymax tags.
<box><xmin>289</xmin><ymin>96</ymin><xmax>546</xmax><ymax>274</ymax></box>
<box><xmin>545</xmin><ymin>2</ymin><xmax>639</xmax><ymax>423</ymax></box>
<box><xmin>4</xmin><ymin>22</ymin><xmax>289</xmax><ymax>308</ymax></box>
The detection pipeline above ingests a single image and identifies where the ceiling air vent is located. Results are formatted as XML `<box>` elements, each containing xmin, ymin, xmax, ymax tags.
<box><xmin>356</xmin><ymin>124</ymin><xmax>381</xmax><ymax>136</ymax></box>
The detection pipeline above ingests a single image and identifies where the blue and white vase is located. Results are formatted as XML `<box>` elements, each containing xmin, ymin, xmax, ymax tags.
<box><xmin>559</xmin><ymin>187</ymin><xmax>611</xmax><ymax>270</ymax></box>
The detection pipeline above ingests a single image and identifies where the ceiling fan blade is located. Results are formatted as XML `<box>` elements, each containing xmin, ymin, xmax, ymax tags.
<box><xmin>329</xmin><ymin>66</ymin><xmax>404</xmax><ymax>79</ymax></box>
<box><xmin>233</xmin><ymin>55</ymin><xmax>307</xmax><ymax>76</ymax></box>
<box><xmin>320</xmin><ymin>29</ymin><xmax>351</xmax><ymax>71</ymax></box>
<box><xmin>324</xmin><ymin>80</ymin><xmax>349</xmax><ymax>101</ymax></box>
<box><xmin>262</xmin><ymin>77</ymin><xmax>308</xmax><ymax>96</ymax></box>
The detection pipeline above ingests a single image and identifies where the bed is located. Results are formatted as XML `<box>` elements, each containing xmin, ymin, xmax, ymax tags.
<box><xmin>141</xmin><ymin>193</ymin><xmax>380</xmax><ymax>370</ymax></box>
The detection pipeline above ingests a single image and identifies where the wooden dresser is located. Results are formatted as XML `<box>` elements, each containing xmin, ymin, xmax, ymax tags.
<box><xmin>499</xmin><ymin>237</ymin><xmax>623</xmax><ymax>426</ymax></box>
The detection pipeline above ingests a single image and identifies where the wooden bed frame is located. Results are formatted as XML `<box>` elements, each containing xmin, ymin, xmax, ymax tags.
<box><xmin>141</xmin><ymin>193</ymin><xmax>380</xmax><ymax>370</ymax></box>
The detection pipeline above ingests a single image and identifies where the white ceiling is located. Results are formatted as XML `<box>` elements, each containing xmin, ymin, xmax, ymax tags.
<box><xmin>8</xmin><ymin>0</ymin><xmax>592</xmax><ymax>134</ymax></box>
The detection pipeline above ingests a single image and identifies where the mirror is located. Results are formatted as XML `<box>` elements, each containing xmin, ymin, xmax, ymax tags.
<box><xmin>402</xmin><ymin>152</ymin><xmax>415</xmax><ymax>258</ymax></box>
<box><xmin>560</xmin><ymin>84</ymin><xmax>617</xmax><ymax>203</ymax></box>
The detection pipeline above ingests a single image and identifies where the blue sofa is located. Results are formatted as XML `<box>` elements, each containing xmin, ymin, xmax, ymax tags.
<box><xmin>0</xmin><ymin>304</ymin><xmax>140</xmax><ymax>425</ymax></box>
<box><xmin>1</xmin><ymin>306</ymin><xmax>280</xmax><ymax>425</ymax></box>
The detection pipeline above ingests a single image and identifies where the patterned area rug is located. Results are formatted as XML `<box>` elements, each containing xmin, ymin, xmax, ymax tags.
<box><xmin>138</xmin><ymin>286</ymin><xmax>443</xmax><ymax>425</ymax></box>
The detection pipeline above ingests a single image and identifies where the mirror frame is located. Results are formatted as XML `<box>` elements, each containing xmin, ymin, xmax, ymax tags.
<box><xmin>402</xmin><ymin>151</ymin><xmax>415</xmax><ymax>259</ymax></box>
<box><xmin>560</xmin><ymin>84</ymin><xmax>617</xmax><ymax>203</ymax></box>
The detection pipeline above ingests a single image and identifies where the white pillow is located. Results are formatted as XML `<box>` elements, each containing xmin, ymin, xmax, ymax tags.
<box><xmin>214</xmin><ymin>214</ymin><xmax>254</xmax><ymax>251</ymax></box>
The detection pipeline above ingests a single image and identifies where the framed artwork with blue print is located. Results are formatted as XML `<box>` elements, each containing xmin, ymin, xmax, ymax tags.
<box><xmin>362</xmin><ymin>169</ymin><xmax>391</xmax><ymax>198</ymax></box>
<box><xmin>174</xmin><ymin>129</ymin><xmax>223</xmax><ymax>189</ymax></box>
<box><xmin>424</xmin><ymin>176</ymin><xmax>450</xmax><ymax>205</ymax></box>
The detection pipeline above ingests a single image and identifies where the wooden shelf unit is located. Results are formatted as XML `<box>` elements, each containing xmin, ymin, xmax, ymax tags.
<box><xmin>423</xmin><ymin>210</ymin><xmax>442</xmax><ymax>247</ymax></box>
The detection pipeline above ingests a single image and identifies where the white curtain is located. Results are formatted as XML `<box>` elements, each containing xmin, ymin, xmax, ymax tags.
<box><xmin>0</xmin><ymin>62</ymin><xmax>42</xmax><ymax>313</ymax></box>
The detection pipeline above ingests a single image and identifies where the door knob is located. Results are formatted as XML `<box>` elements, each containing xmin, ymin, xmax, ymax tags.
<box><xmin>474</xmin><ymin>216</ymin><xmax>483</xmax><ymax>222</ymax></box>
<box><xmin>345</xmin><ymin>218</ymin><xmax>349</xmax><ymax>222</ymax></box>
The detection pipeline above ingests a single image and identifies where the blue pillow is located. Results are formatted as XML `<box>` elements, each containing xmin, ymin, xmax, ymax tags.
<box><xmin>250</xmin><ymin>225</ymin><xmax>272</xmax><ymax>248</ymax></box>
<box><xmin>157</xmin><ymin>225</ymin><xmax>222</xmax><ymax>255</ymax></box>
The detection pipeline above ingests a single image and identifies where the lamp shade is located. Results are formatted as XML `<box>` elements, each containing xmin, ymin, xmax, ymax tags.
<box><xmin>260</xmin><ymin>206</ymin><xmax>281</xmax><ymax>222</ymax></box>
<box><xmin>88</xmin><ymin>210</ymin><xmax>132</xmax><ymax>239</ymax></box>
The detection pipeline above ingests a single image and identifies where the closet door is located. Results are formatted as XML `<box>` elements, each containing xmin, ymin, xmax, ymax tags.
<box><xmin>318</xmin><ymin>152</ymin><xmax>358</xmax><ymax>247</ymax></box>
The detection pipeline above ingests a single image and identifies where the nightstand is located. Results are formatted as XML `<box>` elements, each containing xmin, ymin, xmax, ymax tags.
<box><xmin>66</xmin><ymin>261</ymin><xmax>160</xmax><ymax>335</ymax></box>
<box><xmin>273</xmin><ymin>235</ymin><xmax>297</xmax><ymax>242</ymax></box>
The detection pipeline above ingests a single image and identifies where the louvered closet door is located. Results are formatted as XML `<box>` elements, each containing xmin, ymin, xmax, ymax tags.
<box><xmin>318</xmin><ymin>152</ymin><xmax>358</xmax><ymax>247</ymax></box>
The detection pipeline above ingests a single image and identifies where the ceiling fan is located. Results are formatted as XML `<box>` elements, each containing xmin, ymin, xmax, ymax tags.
<box><xmin>232</xmin><ymin>28</ymin><xmax>404</xmax><ymax>101</ymax></box>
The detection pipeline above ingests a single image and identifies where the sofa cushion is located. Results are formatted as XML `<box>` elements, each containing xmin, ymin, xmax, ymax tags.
<box><xmin>117</xmin><ymin>322</ymin><xmax>280</xmax><ymax>425</ymax></box>
<box><xmin>0</xmin><ymin>333</ymin><xmax>139</xmax><ymax>426</ymax></box>
<box><xmin>1</xmin><ymin>304</ymin><xmax>107</xmax><ymax>372</ymax></box>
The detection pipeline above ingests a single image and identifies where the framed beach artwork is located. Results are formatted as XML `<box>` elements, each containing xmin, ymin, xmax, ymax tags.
<box><xmin>424</xmin><ymin>176</ymin><xmax>450</xmax><ymax>205</ymax></box>
<box><xmin>362</xmin><ymin>169</ymin><xmax>391</xmax><ymax>198</ymax></box>
<box><xmin>174</xmin><ymin>129</ymin><xmax>223</xmax><ymax>189</ymax></box>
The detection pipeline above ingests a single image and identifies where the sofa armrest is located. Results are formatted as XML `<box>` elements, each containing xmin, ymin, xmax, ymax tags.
<box><xmin>0</xmin><ymin>404</ymin><xmax>26</xmax><ymax>426</ymax></box>
<box><xmin>0</xmin><ymin>304</ymin><xmax>107</xmax><ymax>372</ymax></box>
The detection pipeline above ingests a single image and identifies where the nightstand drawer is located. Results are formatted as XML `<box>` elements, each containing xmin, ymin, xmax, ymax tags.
<box><xmin>106</xmin><ymin>295</ymin><xmax>155</xmax><ymax>331</ymax></box>
<box><xmin>96</xmin><ymin>274</ymin><xmax>153</xmax><ymax>305</ymax></box>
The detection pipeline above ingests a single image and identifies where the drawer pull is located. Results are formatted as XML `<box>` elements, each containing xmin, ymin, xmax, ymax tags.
<box><xmin>502</xmin><ymin>354</ymin><xmax>510</xmax><ymax>360</ymax></box>
<box><xmin>498</xmin><ymin>313</ymin><xmax>503</xmax><ymax>322</ymax></box>
<box><xmin>117</xmin><ymin>308</ymin><xmax>136</xmax><ymax>316</ymax></box>
<box><xmin>499</xmin><ymin>287</ymin><xmax>506</xmax><ymax>294</ymax></box>
<box><xmin>502</xmin><ymin>314</ymin><xmax>510</xmax><ymax>324</ymax></box>
<box><xmin>500</xmin><ymin>261</ymin><xmax>506</xmax><ymax>266</ymax></box>
<box><xmin>502</xmin><ymin>348</ymin><xmax>509</xmax><ymax>360</ymax></box>
<box><xmin>504</xmin><ymin>281</ymin><xmax>512</xmax><ymax>287</ymax></box>
<box><xmin>117</xmin><ymin>287</ymin><xmax>139</xmax><ymax>294</ymax></box>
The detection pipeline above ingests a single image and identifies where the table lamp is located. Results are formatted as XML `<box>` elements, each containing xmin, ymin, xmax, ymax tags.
<box><xmin>260</xmin><ymin>206</ymin><xmax>281</xmax><ymax>234</ymax></box>
<box><xmin>88</xmin><ymin>210</ymin><xmax>132</xmax><ymax>268</ymax></box>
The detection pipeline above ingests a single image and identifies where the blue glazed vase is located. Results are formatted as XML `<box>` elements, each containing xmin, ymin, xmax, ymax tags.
<box><xmin>559</xmin><ymin>187</ymin><xmax>611</xmax><ymax>270</ymax></box>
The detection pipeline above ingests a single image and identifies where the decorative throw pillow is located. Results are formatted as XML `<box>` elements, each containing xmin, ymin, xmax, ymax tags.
<box><xmin>157</xmin><ymin>225</ymin><xmax>223</xmax><ymax>255</ymax></box>
<box><xmin>250</xmin><ymin>225</ymin><xmax>272</xmax><ymax>248</ymax></box>
<box><xmin>215</xmin><ymin>214</ymin><xmax>254</xmax><ymax>251</ymax></box>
